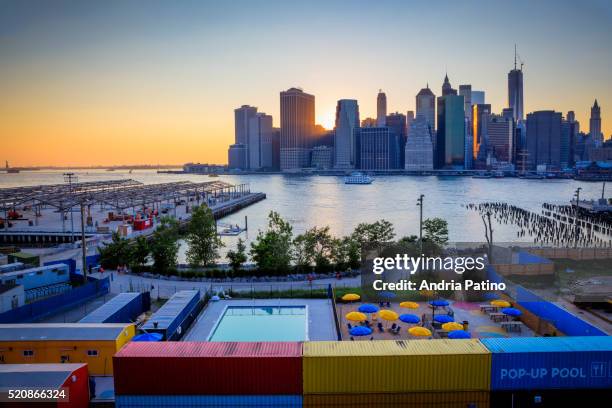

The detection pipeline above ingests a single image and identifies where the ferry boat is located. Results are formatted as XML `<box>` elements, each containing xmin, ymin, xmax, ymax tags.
<box><xmin>344</xmin><ymin>172</ymin><xmax>373</xmax><ymax>184</ymax></box>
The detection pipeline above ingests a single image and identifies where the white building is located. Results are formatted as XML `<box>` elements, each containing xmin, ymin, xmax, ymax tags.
<box><xmin>405</xmin><ymin>114</ymin><xmax>434</xmax><ymax>171</ymax></box>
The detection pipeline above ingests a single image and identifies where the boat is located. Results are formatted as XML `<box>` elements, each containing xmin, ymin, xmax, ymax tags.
<box><xmin>217</xmin><ymin>223</ymin><xmax>244</xmax><ymax>236</ymax></box>
<box><xmin>344</xmin><ymin>172</ymin><xmax>373</xmax><ymax>184</ymax></box>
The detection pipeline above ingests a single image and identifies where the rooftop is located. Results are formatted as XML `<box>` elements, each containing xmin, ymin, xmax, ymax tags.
<box><xmin>0</xmin><ymin>363</ymin><xmax>87</xmax><ymax>389</ymax></box>
<box><xmin>0</xmin><ymin>323</ymin><xmax>132</xmax><ymax>341</ymax></box>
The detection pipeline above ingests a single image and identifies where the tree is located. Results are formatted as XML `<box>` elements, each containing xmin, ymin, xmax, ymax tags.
<box><xmin>423</xmin><ymin>217</ymin><xmax>449</xmax><ymax>246</ymax></box>
<box><xmin>293</xmin><ymin>226</ymin><xmax>334</xmax><ymax>272</ymax></box>
<box><xmin>250</xmin><ymin>211</ymin><xmax>293</xmax><ymax>275</ymax></box>
<box><xmin>130</xmin><ymin>235</ymin><xmax>150</xmax><ymax>268</ymax></box>
<box><xmin>98</xmin><ymin>231</ymin><xmax>131</xmax><ymax>269</ymax></box>
<box><xmin>150</xmin><ymin>216</ymin><xmax>180</xmax><ymax>274</ymax></box>
<box><xmin>351</xmin><ymin>219</ymin><xmax>395</xmax><ymax>247</ymax></box>
<box><xmin>330</xmin><ymin>236</ymin><xmax>361</xmax><ymax>270</ymax></box>
<box><xmin>227</xmin><ymin>238</ymin><xmax>247</xmax><ymax>273</ymax></box>
<box><xmin>185</xmin><ymin>205</ymin><xmax>224</xmax><ymax>267</ymax></box>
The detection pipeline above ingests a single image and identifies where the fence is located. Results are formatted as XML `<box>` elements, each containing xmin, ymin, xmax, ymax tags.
<box><xmin>328</xmin><ymin>284</ymin><xmax>343</xmax><ymax>340</ymax></box>
<box><xmin>0</xmin><ymin>276</ymin><xmax>110</xmax><ymax>323</ymax></box>
<box><xmin>515</xmin><ymin>285</ymin><xmax>607</xmax><ymax>336</ymax></box>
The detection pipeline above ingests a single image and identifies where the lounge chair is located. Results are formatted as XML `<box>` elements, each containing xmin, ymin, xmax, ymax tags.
<box><xmin>386</xmin><ymin>301</ymin><xmax>391</xmax><ymax>307</ymax></box>
<box><xmin>377</xmin><ymin>322</ymin><xmax>384</xmax><ymax>332</ymax></box>
<box><xmin>392</xmin><ymin>325</ymin><xmax>401</xmax><ymax>334</ymax></box>
<box><xmin>364</xmin><ymin>320</ymin><xmax>371</xmax><ymax>327</ymax></box>
<box><xmin>347</xmin><ymin>323</ymin><xmax>352</xmax><ymax>330</ymax></box>
<box><xmin>391</xmin><ymin>323</ymin><xmax>397</xmax><ymax>330</ymax></box>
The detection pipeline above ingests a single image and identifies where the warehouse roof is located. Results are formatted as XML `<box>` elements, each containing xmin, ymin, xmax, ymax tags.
<box><xmin>0</xmin><ymin>323</ymin><xmax>132</xmax><ymax>341</ymax></box>
<box><xmin>0</xmin><ymin>364</ymin><xmax>86</xmax><ymax>389</ymax></box>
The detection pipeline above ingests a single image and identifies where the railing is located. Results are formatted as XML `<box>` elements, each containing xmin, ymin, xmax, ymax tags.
<box><xmin>328</xmin><ymin>284</ymin><xmax>343</xmax><ymax>341</ymax></box>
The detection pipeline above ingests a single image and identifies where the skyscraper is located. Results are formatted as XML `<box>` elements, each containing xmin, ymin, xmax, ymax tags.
<box><xmin>472</xmin><ymin>104</ymin><xmax>491</xmax><ymax>165</ymax></box>
<box><xmin>280</xmin><ymin>88</ymin><xmax>315</xmax><ymax>170</ymax></box>
<box><xmin>526</xmin><ymin>111</ymin><xmax>562</xmax><ymax>170</ymax></box>
<box><xmin>248</xmin><ymin>113</ymin><xmax>273</xmax><ymax>170</ymax></box>
<box><xmin>386</xmin><ymin>112</ymin><xmax>407</xmax><ymax>167</ymax></box>
<box><xmin>334</xmin><ymin>99</ymin><xmax>360</xmax><ymax>169</ymax></box>
<box><xmin>590</xmin><ymin>99</ymin><xmax>602</xmax><ymax>145</ymax></box>
<box><xmin>508</xmin><ymin>47</ymin><xmax>524</xmax><ymax>122</ymax></box>
<box><xmin>356</xmin><ymin>127</ymin><xmax>399</xmax><ymax>170</ymax></box>
<box><xmin>436</xmin><ymin>75</ymin><xmax>464</xmax><ymax>168</ymax></box>
<box><xmin>459</xmin><ymin>85</ymin><xmax>472</xmax><ymax>120</ymax></box>
<box><xmin>234</xmin><ymin>105</ymin><xmax>258</xmax><ymax>145</ymax></box>
<box><xmin>376</xmin><ymin>90</ymin><xmax>387</xmax><ymax>126</ymax></box>
<box><xmin>487</xmin><ymin>114</ymin><xmax>514</xmax><ymax>163</ymax></box>
<box><xmin>406</xmin><ymin>110</ymin><xmax>415</xmax><ymax>139</ymax></box>
<box><xmin>405</xmin><ymin>114</ymin><xmax>434</xmax><ymax>171</ymax></box>
<box><xmin>416</xmin><ymin>85</ymin><xmax>435</xmax><ymax>137</ymax></box>
<box><xmin>471</xmin><ymin>91</ymin><xmax>485</xmax><ymax>105</ymax></box>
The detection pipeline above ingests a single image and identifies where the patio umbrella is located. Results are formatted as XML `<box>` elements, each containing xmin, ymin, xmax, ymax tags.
<box><xmin>349</xmin><ymin>326</ymin><xmax>373</xmax><ymax>337</ymax></box>
<box><xmin>448</xmin><ymin>330</ymin><xmax>471</xmax><ymax>339</ymax></box>
<box><xmin>132</xmin><ymin>333</ymin><xmax>163</xmax><ymax>342</ymax></box>
<box><xmin>442</xmin><ymin>322</ymin><xmax>464</xmax><ymax>331</ymax></box>
<box><xmin>399</xmin><ymin>301</ymin><xmax>419</xmax><ymax>309</ymax></box>
<box><xmin>501</xmin><ymin>307</ymin><xmax>522</xmax><ymax>317</ymax></box>
<box><xmin>434</xmin><ymin>315</ymin><xmax>454</xmax><ymax>324</ymax></box>
<box><xmin>378</xmin><ymin>310</ymin><xmax>399</xmax><ymax>321</ymax></box>
<box><xmin>358</xmin><ymin>304</ymin><xmax>379</xmax><ymax>314</ymax></box>
<box><xmin>490</xmin><ymin>300</ymin><xmax>511</xmax><ymax>308</ymax></box>
<box><xmin>342</xmin><ymin>293</ymin><xmax>361</xmax><ymax>302</ymax></box>
<box><xmin>399</xmin><ymin>313</ymin><xmax>420</xmax><ymax>324</ymax></box>
<box><xmin>345</xmin><ymin>311</ymin><xmax>367</xmax><ymax>322</ymax></box>
<box><xmin>408</xmin><ymin>326</ymin><xmax>432</xmax><ymax>337</ymax></box>
<box><xmin>429</xmin><ymin>299</ymin><xmax>450</xmax><ymax>307</ymax></box>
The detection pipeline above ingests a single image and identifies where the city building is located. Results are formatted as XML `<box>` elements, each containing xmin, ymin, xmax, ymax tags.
<box><xmin>405</xmin><ymin>114</ymin><xmax>434</xmax><ymax>171</ymax></box>
<box><xmin>228</xmin><ymin>144</ymin><xmax>247</xmax><ymax>170</ymax></box>
<box><xmin>487</xmin><ymin>114</ymin><xmax>515</xmax><ymax>163</ymax></box>
<box><xmin>406</xmin><ymin>110</ymin><xmax>415</xmax><ymax>139</ymax></box>
<box><xmin>311</xmin><ymin>145</ymin><xmax>334</xmax><ymax>169</ymax></box>
<box><xmin>472</xmin><ymin>104</ymin><xmax>491</xmax><ymax>166</ymax></box>
<box><xmin>280</xmin><ymin>87</ymin><xmax>315</xmax><ymax>170</ymax></box>
<box><xmin>508</xmin><ymin>48</ymin><xmax>524</xmax><ymax>122</ymax></box>
<box><xmin>361</xmin><ymin>117</ymin><xmax>377</xmax><ymax>128</ymax></box>
<box><xmin>416</xmin><ymin>85</ymin><xmax>436</xmax><ymax>138</ymax></box>
<box><xmin>525</xmin><ymin>110</ymin><xmax>562</xmax><ymax>170</ymax></box>
<box><xmin>356</xmin><ymin>127</ymin><xmax>399</xmax><ymax>170</ymax></box>
<box><xmin>376</xmin><ymin>90</ymin><xmax>387</xmax><ymax>126</ymax></box>
<box><xmin>459</xmin><ymin>85</ymin><xmax>472</xmax><ymax>120</ymax></box>
<box><xmin>436</xmin><ymin>76</ymin><xmax>465</xmax><ymax>168</ymax></box>
<box><xmin>230</xmin><ymin>105</ymin><xmax>257</xmax><ymax>168</ymax></box>
<box><xmin>471</xmin><ymin>91</ymin><xmax>485</xmax><ymax>105</ymax></box>
<box><xmin>386</xmin><ymin>112</ymin><xmax>407</xmax><ymax>165</ymax></box>
<box><xmin>334</xmin><ymin>99</ymin><xmax>360</xmax><ymax>169</ymax></box>
<box><xmin>248</xmin><ymin>113</ymin><xmax>274</xmax><ymax>170</ymax></box>
<box><xmin>590</xmin><ymin>99</ymin><xmax>602</xmax><ymax>145</ymax></box>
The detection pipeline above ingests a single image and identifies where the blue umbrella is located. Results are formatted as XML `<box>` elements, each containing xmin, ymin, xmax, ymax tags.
<box><xmin>502</xmin><ymin>307</ymin><xmax>522</xmax><ymax>317</ymax></box>
<box><xmin>379</xmin><ymin>291</ymin><xmax>396</xmax><ymax>299</ymax></box>
<box><xmin>429</xmin><ymin>299</ymin><xmax>450</xmax><ymax>307</ymax></box>
<box><xmin>358</xmin><ymin>304</ymin><xmax>379</xmax><ymax>314</ymax></box>
<box><xmin>349</xmin><ymin>326</ymin><xmax>373</xmax><ymax>336</ymax></box>
<box><xmin>133</xmin><ymin>333</ymin><xmax>163</xmax><ymax>342</ymax></box>
<box><xmin>448</xmin><ymin>330</ymin><xmax>471</xmax><ymax>339</ymax></box>
<box><xmin>434</xmin><ymin>315</ymin><xmax>454</xmax><ymax>323</ymax></box>
<box><xmin>399</xmin><ymin>314</ymin><xmax>420</xmax><ymax>324</ymax></box>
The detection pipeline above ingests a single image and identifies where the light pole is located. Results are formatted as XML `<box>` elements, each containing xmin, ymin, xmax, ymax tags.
<box><xmin>417</xmin><ymin>194</ymin><xmax>424</xmax><ymax>253</ymax></box>
<box><xmin>63</xmin><ymin>173</ymin><xmax>77</xmax><ymax>243</ymax></box>
<box><xmin>573</xmin><ymin>187</ymin><xmax>582</xmax><ymax>247</ymax></box>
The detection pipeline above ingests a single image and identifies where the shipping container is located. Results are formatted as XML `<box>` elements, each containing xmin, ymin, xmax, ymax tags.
<box><xmin>0</xmin><ymin>363</ymin><xmax>90</xmax><ymax>408</ymax></box>
<box><xmin>0</xmin><ymin>263</ymin><xmax>70</xmax><ymax>291</ymax></box>
<box><xmin>115</xmin><ymin>395</ymin><xmax>303</xmax><ymax>407</ymax></box>
<box><xmin>303</xmin><ymin>392</ymin><xmax>489</xmax><ymax>408</ymax></box>
<box><xmin>113</xmin><ymin>342</ymin><xmax>302</xmax><ymax>395</ymax></box>
<box><xmin>79</xmin><ymin>292</ymin><xmax>149</xmax><ymax>323</ymax></box>
<box><xmin>481</xmin><ymin>337</ymin><xmax>612</xmax><ymax>391</ymax></box>
<box><xmin>303</xmin><ymin>340</ymin><xmax>490</xmax><ymax>394</ymax></box>
<box><xmin>490</xmin><ymin>389</ymin><xmax>612</xmax><ymax>407</ymax></box>
<box><xmin>140</xmin><ymin>290</ymin><xmax>200</xmax><ymax>340</ymax></box>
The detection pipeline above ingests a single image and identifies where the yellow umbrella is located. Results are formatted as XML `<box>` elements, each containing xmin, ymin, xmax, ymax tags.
<box><xmin>345</xmin><ymin>311</ymin><xmax>367</xmax><ymax>322</ymax></box>
<box><xmin>408</xmin><ymin>326</ymin><xmax>432</xmax><ymax>337</ymax></box>
<box><xmin>442</xmin><ymin>322</ymin><xmax>464</xmax><ymax>331</ymax></box>
<box><xmin>342</xmin><ymin>293</ymin><xmax>361</xmax><ymax>302</ymax></box>
<box><xmin>490</xmin><ymin>300</ymin><xmax>511</xmax><ymax>308</ymax></box>
<box><xmin>378</xmin><ymin>309</ymin><xmax>399</xmax><ymax>321</ymax></box>
<box><xmin>399</xmin><ymin>301</ymin><xmax>419</xmax><ymax>309</ymax></box>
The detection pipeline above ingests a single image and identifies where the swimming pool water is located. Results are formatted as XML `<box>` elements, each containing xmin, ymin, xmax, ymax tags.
<box><xmin>208</xmin><ymin>306</ymin><xmax>308</xmax><ymax>341</ymax></box>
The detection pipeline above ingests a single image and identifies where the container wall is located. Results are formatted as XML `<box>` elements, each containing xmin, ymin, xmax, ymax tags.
<box><xmin>140</xmin><ymin>290</ymin><xmax>200</xmax><ymax>339</ymax></box>
<box><xmin>303</xmin><ymin>340</ymin><xmax>491</xmax><ymax>394</ymax></box>
<box><xmin>115</xmin><ymin>395</ymin><xmax>303</xmax><ymax>407</ymax></box>
<box><xmin>304</xmin><ymin>392</ymin><xmax>489</xmax><ymax>408</ymax></box>
<box><xmin>79</xmin><ymin>293</ymin><xmax>143</xmax><ymax>323</ymax></box>
<box><xmin>481</xmin><ymin>337</ymin><xmax>612</xmax><ymax>390</ymax></box>
<box><xmin>113</xmin><ymin>342</ymin><xmax>303</xmax><ymax>395</ymax></box>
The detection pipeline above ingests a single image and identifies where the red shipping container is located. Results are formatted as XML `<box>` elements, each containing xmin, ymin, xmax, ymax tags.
<box><xmin>113</xmin><ymin>342</ymin><xmax>303</xmax><ymax>395</ymax></box>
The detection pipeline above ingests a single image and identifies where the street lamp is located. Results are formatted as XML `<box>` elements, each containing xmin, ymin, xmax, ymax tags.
<box><xmin>63</xmin><ymin>173</ymin><xmax>77</xmax><ymax>243</ymax></box>
<box><xmin>573</xmin><ymin>187</ymin><xmax>582</xmax><ymax>247</ymax></box>
<box><xmin>417</xmin><ymin>194</ymin><xmax>424</xmax><ymax>253</ymax></box>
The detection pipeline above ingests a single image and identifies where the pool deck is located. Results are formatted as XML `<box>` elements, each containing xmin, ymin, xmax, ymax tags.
<box><xmin>184</xmin><ymin>298</ymin><xmax>338</xmax><ymax>341</ymax></box>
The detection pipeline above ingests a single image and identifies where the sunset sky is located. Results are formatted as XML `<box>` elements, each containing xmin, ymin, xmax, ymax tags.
<box><xmin>1</xmin><ymin>0</ymin><xmax>611</xmax><ymax>166</ymax></box>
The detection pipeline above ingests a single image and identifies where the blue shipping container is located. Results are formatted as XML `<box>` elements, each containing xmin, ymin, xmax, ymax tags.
<box><xmin>0</xmin><ymin>264</ymin><xmax>70</xmax><ymax>291</ymax></box>
<box><xmin>79</xmin><ymin>292</ymin><xmax>147</xmax><ymax>323</ymax></box>
<box><xmin>115</xmin><ymin>395</ymin><xmax>302</xmax><ymax>407</ymax></box>
<box><xmin>482</xmin><ymin>337</ymin><xmax>612</xmax><ymax>390</ymax></box>
<box><xmin>141</xmin><ymin>290</ymin><xmax>200</xmax><ymax>340</ymax></box>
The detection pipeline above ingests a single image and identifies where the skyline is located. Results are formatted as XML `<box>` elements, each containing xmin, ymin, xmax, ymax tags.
<box><xmin>1</xmin><ymin>0</ymin><xmax>611</xmax><ymax>167</ymax></box>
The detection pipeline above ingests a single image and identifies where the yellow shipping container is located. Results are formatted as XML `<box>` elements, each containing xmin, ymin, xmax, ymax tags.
<box><xmin>304</xmin><ymin>391</ymin><xmax>489</xmax><ymax>408</ymax></box>
<box><xmin>0</xmin><ymin>323</ymin><xmax>135</xmax><ymax>375</ymax></box>
<box><xmin>303</xmin><ymin>340</ymin><xmax>491</xmax><ymax>394</ymax></box>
